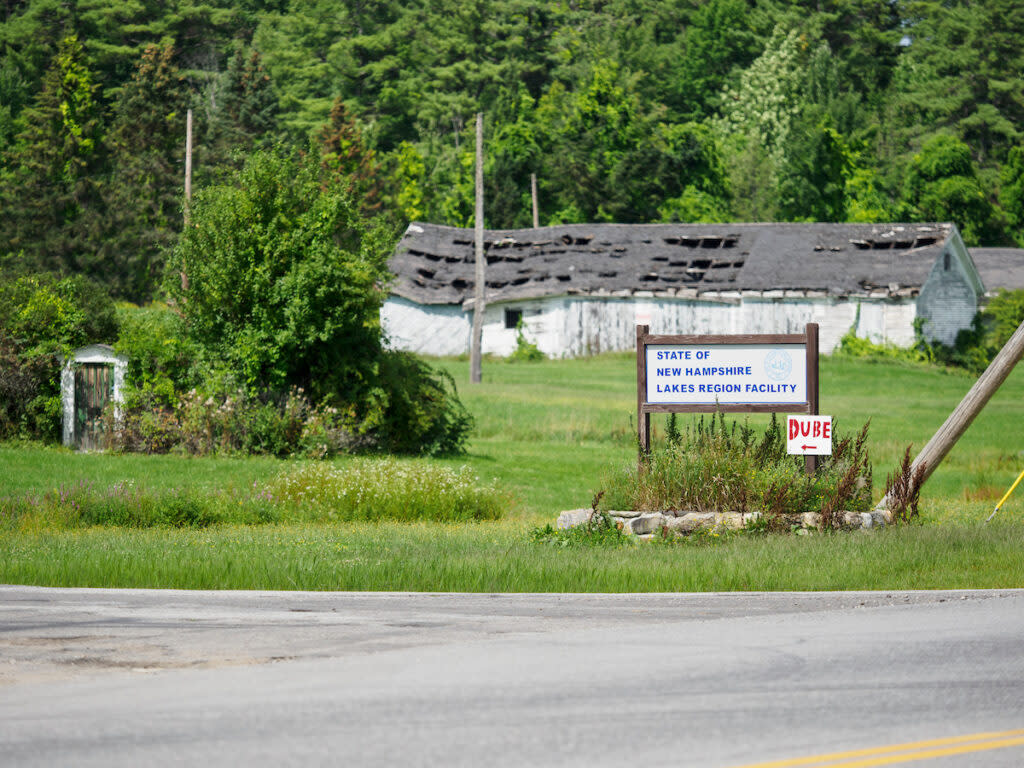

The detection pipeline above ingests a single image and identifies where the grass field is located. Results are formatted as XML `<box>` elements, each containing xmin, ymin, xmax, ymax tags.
<box><xmin>2</xmin><ymin>353</ymin><xmax>1024</xmax><ymax>591</ymax></box>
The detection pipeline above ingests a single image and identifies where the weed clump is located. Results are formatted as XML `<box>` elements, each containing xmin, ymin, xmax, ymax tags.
<box><xmin>601</xmin><ymin>413</ymin><xmax>873</xmax><ymax>521</ymax></box>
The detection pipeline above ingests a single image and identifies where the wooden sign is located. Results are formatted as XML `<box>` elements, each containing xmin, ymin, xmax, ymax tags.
<box><xmin>636</xmin><ymin>323</ymin><xmax>820</xmax><ymax>472</ymax></box>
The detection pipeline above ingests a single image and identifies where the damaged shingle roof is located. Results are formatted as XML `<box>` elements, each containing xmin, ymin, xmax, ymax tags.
<box><xmin>390</xmin><ymin>221</ymin><xmax>955</xmax><ymax>305</ymax></box>
<box><xmin>969</xmin><ymin>248</ymin><xmax>1024</xmax><ymax>294</ymax></box>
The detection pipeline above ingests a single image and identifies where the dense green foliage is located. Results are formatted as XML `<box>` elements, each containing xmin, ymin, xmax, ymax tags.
<box><xmin>0</xmin><ymin>272</ymin><xmax>117</xmax><ymax>440</ymax></box>
<box><xmin>4</xmin><ymin>0</ymin><xmax>1024</xmax><ymax>296</ymax></box>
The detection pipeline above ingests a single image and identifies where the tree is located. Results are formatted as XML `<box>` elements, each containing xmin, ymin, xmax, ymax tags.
<box><xmin>901</xmin><ymin>133</ymin><xmax>1003</xmax><ymax>244</ymax></box>
<box><xmin>317</xmin><ymin>98</ymin><xmax>382</xmax><ymax>216</ymax></box>
<box><xmin>999</xmin><ymin>146</ymin><xmax>1024</xmax><ymax>244</ymax></box>
<box><xmin>200</xmin><ymin>43</ymin><xmax>280</xmax><ymax>179</ymax></box>
<box><xmin>99</xmin><ymin>44</ymin><xmax>188</xmax><ymax>300</ymax></box>
<box><xmin>0</xmin><ymin>35</ymin><xmax>104</xmax><ymax>276</ymax></box>
<box><xmin>167</xmin><ymin>149</ymin><xmax>393</xmax><ymax>401</ymax></box>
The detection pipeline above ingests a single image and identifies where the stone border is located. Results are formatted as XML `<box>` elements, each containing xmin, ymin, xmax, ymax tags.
<box><xmin>556</xmin><ymin>508</ymin><xmax>893</xmax><ymax>539</ymax></box>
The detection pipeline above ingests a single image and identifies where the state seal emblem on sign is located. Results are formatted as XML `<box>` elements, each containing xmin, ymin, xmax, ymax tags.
<box><xmin>764</xmin><ymin>349</ymin><xmax>792</xmax><ymax>381</ymax></box>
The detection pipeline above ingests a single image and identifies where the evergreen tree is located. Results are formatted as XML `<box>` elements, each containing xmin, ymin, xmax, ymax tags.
<box><xmin>1</xmin><ymin>35</ymin><xmax>103</xmax><ymax>275</ymax></box>
<box><xmin>99</xmin><ymin>44</ymin><xmax>188</xmax><ymax>300</ymax></box>
<box><xmin>317</xmin><ymin>98</ymin><xmax>382</xmax><ymax>216</ymax></box>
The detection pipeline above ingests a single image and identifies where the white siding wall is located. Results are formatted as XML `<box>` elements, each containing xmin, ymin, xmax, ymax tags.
<box><xmin>383</xmin><ymin>294</ymin><xmax>920</xmax><ymax>357</ymax></box>
<box><xmin>381</xmin><ymin>296</ymin><xmax>470</xmax><ymax>356</ymax></box>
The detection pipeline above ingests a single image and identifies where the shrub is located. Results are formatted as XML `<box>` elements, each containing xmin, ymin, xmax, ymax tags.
<box><xmin>106</xmin><ymin>382</ymin><xmax>364</xmax><ymax>458</ymax></box>
<box><xmin>361</xmin><ymin>350</ymin><xmax>474</xmax><ymax>456</ymax></box>
<box><xmin>599</xmin><ymin>413</ymin><xmax>873</xmax><ymax>518</ymax></box>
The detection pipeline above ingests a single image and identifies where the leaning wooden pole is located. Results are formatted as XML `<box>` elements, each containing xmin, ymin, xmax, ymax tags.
<box><xmin>469</xmin><ymin>112</ymin><xmax>486</xmax><ymax>384</ymax></box>
<box><xmin>877</xmin><ymin>318</ymin><xmax>1024</xmax><ymax>509</ymax></box>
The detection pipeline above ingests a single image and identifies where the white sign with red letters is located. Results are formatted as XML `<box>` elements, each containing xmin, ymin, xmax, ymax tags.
<box><xmin>786</xmin><ymin>414</ymin><xmax>833</xmax><ymax>455</ymax></box>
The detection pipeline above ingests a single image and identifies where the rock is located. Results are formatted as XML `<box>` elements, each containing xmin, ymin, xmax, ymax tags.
<box><xmin>556</xmin><ymin>509</ymin><xmax>593</xmax><ymax>530</ymax></box>
<box><xmin>871</xmin><ymin>510</ymin><xmax>891</xmax><ymax>527</ymax></box>
<box><xmin>801</xmin><ymin>512</ymin><xmax>821</xmax><ymax>530</ymax></box>
<box><xmin>718</xmin><ymin>512</ymin><xmax>744</xmax><ymax>530</ymax></box>
<box><xmin>667</xmin><ymin>512</ymin><xmax>715</xmax><ymax>534</ymax></box>
<box><xmin>860</xmin><ymin>512</ymin><xmax>874</xmax><ymax>529</ymax></box>
<box><xmin>842</xmin><ymin>511</ymin><xmax>864</xmax><ymax>529</ymax></box>
<box><xmin>608</xmin><ymin>509</ymin><xmax>642</xmax><ymax>519</ymax></box>
<box><xmin>627</xmin><ymin>513</ymin><xmax>667</xmax><ymax>536</ymax></box>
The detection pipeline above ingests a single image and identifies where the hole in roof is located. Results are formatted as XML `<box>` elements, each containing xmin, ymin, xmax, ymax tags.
<box><xmin>444</xmin><ymin>255</ymin><xmax>462</xmax><ymax>263</ymax></box>
<box><xmin>850</xmin><ymin>240</ymin><xmax>870</xmax><ymax>250</ymax></box>
<box><xmin>512</xmin><ymin>276</ymin><xmax>529</xmax><ymax>285</ymax></box>
<box><xmin>487</xmin><ymin>280</ymin><xmax>508</xmax><ymax>289</ymax></box>
<box><xmin>894</xmin><ymin>240</ymin><xmax>913</xmax><ymax>249</ymax></box>
<box><xmin>417</xmin><ymin>268</ymin><xmax>436</xmax><ymax>279</ymax></box>
<box><xmin>453</xmin><ymin>238</ymin><xmax>472</xmax><ymax>246</ymax></box>
<box><xmin>561</xmin><ymin>234</ymin><xmax>573</xmax><ymax>245</ymax></box>
<box><xmin>452</xmin><ymin>278</ymin><xmax>469</xmax><ymax>289</ymax></box>
<box><xmin>574</xmin><ymin>236</ymin><xmax>593</xmax><ymax>245</ymax></box>
<box><xmin>652</xmin><ymin>256</ymin><xmax>669</xmax><ymax>262</ymax></box>
<box><xmin>915</xmin><ymin>236</ymin><xmax>937</xmax><ymax>247</ymax></box>
<box><xmin>733</xmin><ymin>260</ymin><xmax>745</xmax><ymax>268</ymax></box>
<box><xmin>681</xmin><ymin>237</ymin><xmax>700</xmax><ymax>247</ymax></box>
<box><xmin>691</xmin><ymin>259</ymin><xmax>712</xmax><ymax>269</ymax></box>
<box><xmin>598</xmin><ymin>271</ymin><xmax>617</xmax><ymax>278</ymax></box>
<box><xmin>669</xmin><ymin>259</ymin><xmax>688</xmax><ymax>267</ymax></box>
<box><xmin>722</xmin><ymin>237</ymin><xmax>738</xmax><ymax>248</ymax></box>
<box><xmin>700</xmin><ymin>237</ymin><xmax>722</xmax><ymax>248</ymax></box>
<box><xmin>556</xmin><ymin>274</ymin><xmax>571</xmax><ymax>282</ymax></box>
<box><xmin>639</xmin><ymin>273</ymin><xmax>659</xmax><ymax>282</ymax></box>
<box><xmin>423</xmin><ymin>252</ymin><xmax>442</xmax><ymax>261</ymax></box>
<box><xmin>663</xmin><ymin>237</ymin><xmax>681</xmax><ymax>245</ymax></box>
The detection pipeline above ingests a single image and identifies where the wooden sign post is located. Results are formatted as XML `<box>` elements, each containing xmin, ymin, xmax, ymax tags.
<box><xmin>636</xmin><ymin>323</ymin><xmax>820</xmax><ymax>474</ymax></box>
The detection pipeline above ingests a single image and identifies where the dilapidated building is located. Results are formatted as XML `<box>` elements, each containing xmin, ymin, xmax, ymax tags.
<box><xmin>383</xmin><ymin>221</ymin><xmax>984</xmax><ymax>357</ymax></box>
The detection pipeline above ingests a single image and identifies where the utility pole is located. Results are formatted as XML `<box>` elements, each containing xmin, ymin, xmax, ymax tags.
<box><xmin>184</xmin><ymin>108</ymin><xmax>193</xmax><ymax>224</ymax></box>
<box><xmin>531</xmin><ymin>172</ymin><xmax>539</xmax><ymax>229</ymax></box>
<box><xmin>181</xmin><ymin>108</ymin><xmax>193</xmax><ymax>292</ymax></box>
<box><xmin>470</xmin><ymin>112</ymin><xmax>485</xmax><ymax>384</ymax></box>
<box><xmin>877</xmin><ymin>318</ymin><xmax>1024</xmax><ymax>509</ymax></box>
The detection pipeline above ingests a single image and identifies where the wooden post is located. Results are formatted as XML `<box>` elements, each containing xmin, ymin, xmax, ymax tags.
<box><xmin>531</xmin><ymin>173</ymin><xmax>539</xmax><ymax>229</ymax></box>
<box><xmin>636</xmin><ymin>324</ymin><xmax>650</xmax><ymax>469</ymax></box>
<box><xmin>470</xmin><ymin>112</ymin><xmax>485</xmax><ymax>384</ymax></box>
<box><xmin>184</xmin><ymin>108</ymin><xmax>193</xmax><ymax>223</ymax></box>
<box><xmin>181</xmin><ymin>108</ymin><xmax>193</xmax><ymax>292</ymax></box>
<box><xmin>805</xmin><ymin>322</ymin><xmax>819</xmax><ymax>476</ymax></box>
<box><xmin>877</xmin><ymin>317</ymin><xmax>1024</xmax><ymax>509</ymax></box>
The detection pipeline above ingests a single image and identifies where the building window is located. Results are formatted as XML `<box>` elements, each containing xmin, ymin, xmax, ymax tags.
<box><xmin>504</xmin><ymin>308</ymin><xmax>523</xmax><ymax>329</ymax></box>
<box><xmin>944</xmin><ymin>252</ymin><xmax>951</xmax><ymax>271</ymax></box>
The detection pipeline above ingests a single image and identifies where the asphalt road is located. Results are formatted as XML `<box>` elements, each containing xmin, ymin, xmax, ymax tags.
<box><xmin>2</xmin><ymin>586</ymin><xmax>1024</xmax><ymax>767</ymax></box>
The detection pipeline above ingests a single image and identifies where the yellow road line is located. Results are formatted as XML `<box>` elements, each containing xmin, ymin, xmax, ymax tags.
<box><xmin>728</xmin><ymin>728</ymin><xmax>1024</xmax><ymax>768</ymax></box>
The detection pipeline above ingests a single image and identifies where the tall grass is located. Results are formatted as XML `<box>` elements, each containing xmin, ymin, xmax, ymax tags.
<box><xmin>2</xmin><ymin>521</ymin><xmax>1023</xmax><ymax>591</ymax></box>
<box><xmin>1</xmin><ymin>460</ymin><xmax>506</xmax><ymax>530</ymax></box>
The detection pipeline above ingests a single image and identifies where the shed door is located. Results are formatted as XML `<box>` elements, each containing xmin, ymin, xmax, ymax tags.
<box><xmin>74</xmin><ymin>363</ymin><xmax>113</xmax><ymax>450</ymax></box>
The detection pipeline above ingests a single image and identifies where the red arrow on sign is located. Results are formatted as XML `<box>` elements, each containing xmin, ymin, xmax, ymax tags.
<box><xmin>801</xmin><ymin>445</ymin><xmax>816</xmax><ymax>450</ymax></box>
